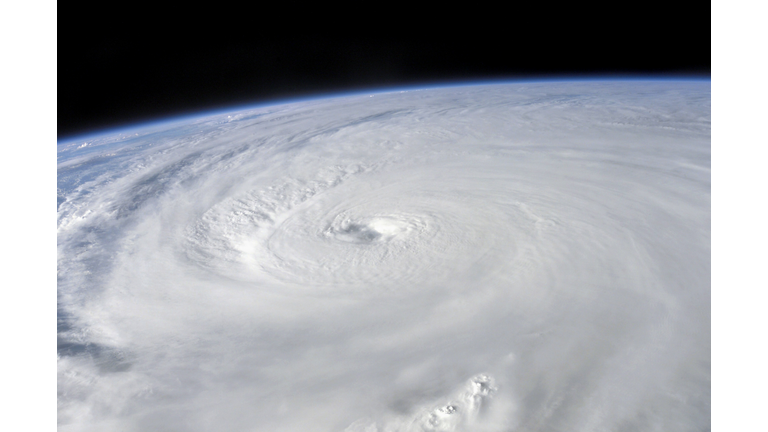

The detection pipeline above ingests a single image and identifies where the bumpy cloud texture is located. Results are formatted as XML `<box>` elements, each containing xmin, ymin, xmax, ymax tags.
<box><xmin>57</xmin><ymin>82</ymin><xmax>710</xmax><ymax>431</ymax></box>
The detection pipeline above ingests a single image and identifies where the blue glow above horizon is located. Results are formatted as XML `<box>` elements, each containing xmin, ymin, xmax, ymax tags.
<box><xmin>57</xmin><ymin>76</ymin><xmax>711</xmax><ymax>145</ymax></box>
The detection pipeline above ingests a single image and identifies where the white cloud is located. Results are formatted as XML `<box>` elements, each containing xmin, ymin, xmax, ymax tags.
<box><xmin>57</xmin><ymin>81</ymin><xmax>711</xmax><ymax>431</ymax></box>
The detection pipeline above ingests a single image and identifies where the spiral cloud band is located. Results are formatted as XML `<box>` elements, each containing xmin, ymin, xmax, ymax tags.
<box><xmin>57</xmin><ymin>81</ymin><xmax>710</xmax><ymax>431</ymax></box>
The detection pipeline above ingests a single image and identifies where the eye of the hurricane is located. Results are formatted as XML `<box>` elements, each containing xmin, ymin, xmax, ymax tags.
<box><xmin>328</xmin><ymin>216</ymin><xmax>414</xmax><ymax>244</ymax></box>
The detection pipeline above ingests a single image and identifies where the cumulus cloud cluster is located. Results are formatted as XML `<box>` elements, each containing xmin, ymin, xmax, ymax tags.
<box><xmin>57</xmin><ymin>82</ymin><xmax>710</xmax><ymax>431</ymax></box>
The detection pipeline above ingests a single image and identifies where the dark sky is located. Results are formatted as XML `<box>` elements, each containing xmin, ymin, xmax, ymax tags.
<box><xmin>58</xmin><ymin>11</ymin><xmax>710</xmax><ymax>140</ymax></box>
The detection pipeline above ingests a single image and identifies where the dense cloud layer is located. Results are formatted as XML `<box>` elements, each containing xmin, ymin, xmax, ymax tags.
<box><xmin>57</xmin><ymin>82</ymin><xmax>710</xmax><ymax>431</ymax></box>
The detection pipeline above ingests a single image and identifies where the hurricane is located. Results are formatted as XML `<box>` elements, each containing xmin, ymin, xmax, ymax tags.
<box><xmin>57</xmin><ymin>81</ymin><xmax>711</xmax><ymax>431</ymax></box>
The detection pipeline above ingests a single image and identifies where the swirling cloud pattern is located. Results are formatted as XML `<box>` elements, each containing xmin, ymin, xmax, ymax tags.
<box><xmin>57</xmin><ymin>81</ymin><xmax>710</xmax><ymax>431</ymax></box>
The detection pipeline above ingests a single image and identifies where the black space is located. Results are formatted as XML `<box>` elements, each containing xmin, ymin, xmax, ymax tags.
<box><xmin>58</xmin><ymin>11</ymin><xmax>710</xmax><ymax>140</ymax></box>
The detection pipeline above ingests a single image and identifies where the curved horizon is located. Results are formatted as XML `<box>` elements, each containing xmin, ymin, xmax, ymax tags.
<box><xmin>58</xmin><ymin>75</ymin><xmax>710</xmax><ymax>144</ymax></box>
